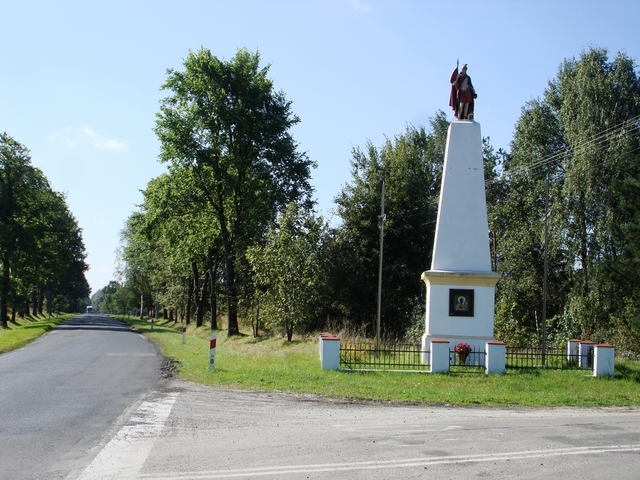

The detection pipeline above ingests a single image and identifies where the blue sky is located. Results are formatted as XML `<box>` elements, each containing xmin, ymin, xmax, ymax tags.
<box><xmin>1</xmin><ymin>0</ymin><xmax>639</xmax><ymax>294</ymax></box>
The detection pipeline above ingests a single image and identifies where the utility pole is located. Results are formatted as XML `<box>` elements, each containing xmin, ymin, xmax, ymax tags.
<box><xmin>542</xmin><ymin>174</ymin><xmax>549</xmax><ymax>365</ymax></box>
<box><xmin>376</xmin><ymin>181</ymin><xmax>386</xmax><ymax>357</ymax></box>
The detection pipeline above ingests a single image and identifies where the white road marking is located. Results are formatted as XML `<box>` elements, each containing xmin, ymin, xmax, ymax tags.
<box><xmin>138</xmin><ymin>443</ymin><xmax>640</xmax><ymax>479</ymax></box>
<box><xmin>77</xmin><ymin>391</ymin><xmax>180</xmax><ymax>480</ymax></box>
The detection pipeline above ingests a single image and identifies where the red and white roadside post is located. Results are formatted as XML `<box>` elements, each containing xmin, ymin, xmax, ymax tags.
<box><xmin>182</xmin><ymin>324</ymin><xmax>186</xmax><ymax>344</ymax></box>
<box><xmin>209</xmin><ymin>332</ymin><xmax>217</xmax><ymax>370</ymax></box>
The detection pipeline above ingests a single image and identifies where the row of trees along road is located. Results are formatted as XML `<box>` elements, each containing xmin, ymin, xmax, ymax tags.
<box><xmin>0</xmin><ymin>133</ymin><xmax>90</xmax><ymax>327</ymax></box>
<box><xmin>492</xmin><ymin>47</ymin><xmax>640</xmax><ymax>354</ymax></box>
<box><xmin>102</xmin><ymin>46</ymin><xmax>640</xmax><ymax>355</ymax></box>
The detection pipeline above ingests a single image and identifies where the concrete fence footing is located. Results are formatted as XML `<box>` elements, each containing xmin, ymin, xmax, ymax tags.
<box><xmin>567</xmin><ymin>339</ymin><xmax>581</xmax><ymax>364</ymax></box>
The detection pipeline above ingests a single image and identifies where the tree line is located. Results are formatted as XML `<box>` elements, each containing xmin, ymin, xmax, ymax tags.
<box><xmin>0</xmin><ymin>133</ymin><xmax>90</xmax><ymax>327</ymax></box>
<box><xmin>492</xmin><ymin>47</ymin><xmax>640</xmax><ymax>354</ymax></box>
<box><xmin>96</xmin><ymin>46</ymin><xmax>640</xmax><ymax>355</ymax></box>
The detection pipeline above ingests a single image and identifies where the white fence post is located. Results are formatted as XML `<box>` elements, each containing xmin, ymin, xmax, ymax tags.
<box><xmin>430</xmin><ymin>339</ymin><xmax>450</xmax><ymax>374</ymax></box>
<box><xmin>421</xmin><ymin>336</ymin><xmax>430</xmax><ymax>365</ymax></box>
<box><xmin>567</xmin><ymin>339</ymin><xmax>581</xmax><ymax>364</ymax></box>
<box><xmin>579</xmin><ymin>340</ymin><xmax>595</xmax><ymax>368</ymax></box>
<box><xmin>319</xmin><ymin>333</ymin><xmax>340</xmax><ymax>370</ymax></box>
<box><xmin>485</xmin><ymin>340</ymin><xmax>506</xmax><ymax>374</ymax></box>
<box><xmin>593</xmin><ymin>344</ymin><xmax>615</xmax><ymax>377</ymax></box>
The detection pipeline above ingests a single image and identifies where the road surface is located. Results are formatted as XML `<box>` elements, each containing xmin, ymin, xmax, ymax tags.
<box><xmin>2</xmin><ymin>315</ymin><xmax>640</xmax><ymax>479</ymax></box>
<box><xmin>129</xmin><ymin>381</ymin><xmax>640</xmax><ymax>479</ymax></box>
<box><xmin>0</xmin><ymin>314</ymin><xmax>163</xmax><ymax>479</ymax></box>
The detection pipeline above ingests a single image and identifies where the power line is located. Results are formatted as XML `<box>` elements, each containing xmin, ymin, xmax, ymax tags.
<box><xmin>407</xmin><ymin>115</ymin><xmax>640</xmax><ymax>210</ymax></box>
<box><xmin>507</xmin><ymin>114</ymin><xmax>640</xmax><ymax>177</ymax></box>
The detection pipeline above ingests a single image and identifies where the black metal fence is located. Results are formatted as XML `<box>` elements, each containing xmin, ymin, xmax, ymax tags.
<box><xmin>339</xmin><ymin>341</ymin><xmax>485</xmax><ymax>371</ymax></box>
<box><xmin>450</xmin><ymin>346</ymin><xmax>486</xmax><ymax>370</ymax></box>
<box><xmin>505</xmin><ymin>346</ymin><xmax>593</xmax><ymax>370</ymax></box>
<box><xmin>340</xmin><ymin>341</ymin><xmax>429</xmax><ymax>371</ymax></box>
<box><xmin>339</xmin><ymin>341</ymin><xmax>596</xmax><ymax>372</ymax></box>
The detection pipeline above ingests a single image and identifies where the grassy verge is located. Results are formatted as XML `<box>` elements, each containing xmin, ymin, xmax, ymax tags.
<box><xmin>0</xmin><ymin>314</ymin><xmax>75</xmax><ymax>354</ymax></box>
<box><xmin>116</xmin><ymin>315</ymin><xmax>640</xmax><ymax>408</ymax></box>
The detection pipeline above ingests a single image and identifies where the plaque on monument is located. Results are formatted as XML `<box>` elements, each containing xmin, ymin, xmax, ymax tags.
<box><xmin>449</xmin><ymin>289</ymin><xmax>474</xmax><ymax>317</ymax></box>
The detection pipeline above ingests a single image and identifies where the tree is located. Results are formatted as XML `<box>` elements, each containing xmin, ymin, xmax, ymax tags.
<box><xmin>494</xmin><ymin>47</ymin><xmax>640</xmax><ymax>349</ymax></box>
<box><xmin>29</xmin><ymin>188</ymin><xmax>89</xmax><ymax>315</ymax></box>
<box><xmin>118</xmin><ymin>212</ymin><xmax>156</xmax><ymax>319</ymax></box>
<box><xmin>247</xmin><ymin>203</ymin><xmax>330</xmax><ymax>340</ymax></box>
<box><xmin>549</xmin><ymin>48</ymin><xmax>640</xmax><ymax>343</ymax></box>
<box><xmin>92</xmin><ymin>281</ymin><xmax>137</xmax><ymax>315</ymax></box>
<box><xmin>491</xmin><ymin>100</ymin><xmax>570</xmax><ymax>344</ymax></box>
<box><xmin>0</xmin><ymin>133</ymin><xmax>89</xmax><ymax>325</ymax></box>
<box><xmin>154</xmin><ymin>47</ymin><xmax>315</xmax><ymax>336</ymax></box>
<box><xmin>129</xmin><ymin>168</ymin><xmax>226</xmax><ymax>328</ymax></box>
<box><xmin>333</xmin><ymin>116</ymin><xmax>449</xmax><ymax>337</ymax></box>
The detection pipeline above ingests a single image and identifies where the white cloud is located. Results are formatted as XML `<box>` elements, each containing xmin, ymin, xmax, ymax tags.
<box><xmin>347</xmin><ymin>0</ymin><xmax>371</xmax><ymax>12</ymax></box>
<box><xmin>47</xmin><ymin>125</ymin><xmax>127</xmax><ymax>151</ymax></box>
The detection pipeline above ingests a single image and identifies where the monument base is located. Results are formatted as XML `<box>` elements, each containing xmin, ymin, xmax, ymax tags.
<box><xmin>421</xmin><ymin>270</ymin><xmax>500</xmax><ymax>366</ymax></box>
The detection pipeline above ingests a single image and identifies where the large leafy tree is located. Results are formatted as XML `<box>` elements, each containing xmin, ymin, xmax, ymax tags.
<box><xmin>0</xmin><ymin>133</ymin><xmax>89</xmax><ymax>325</ymax></box>
<box><xmin>549</xmin><ymin>48</ymin><xmax>640</xmax><ymax>343</ymax></box>
<box><xmin>154</xmin><ymin>48</ymin><xmax>314</xmax><ymax>335</ymax></box>
<box><xmin>26</xmin><ymin>183</ymin><xmax>89</xmax><ymax>316</ymax></box>
<box><xmin>0</xmin><ymin>133</ymin><xmax>40</xmax><ymax>325</ymax></box>
<box><xmin>495</xmin><ymin>47</ymin><xmax>640</xmax><ymax>349</ymax></box>
<box><xmin>92</xmin><ymin>281</ymin><xmax>136</xmax><ymax>315</ymax></box>
<box><xmin>247</xmin><ymin>203</ymin><xmax>330</xmax><ymax>340</ymax></box>
<box><xmin>135</xmin><ymin>168</ymin><xmax>225</xmax><ymax>328</ymax></box>
<box><xmin>333</xmin><ymin>116</ymin><xmax>449</xmax><ymax>337</ymax></box>
<box><xmin>491</xmin><ymin>100</ymin><xmax>570</xmax><ymax>344</ymax></box>
<box><xmin>33</xmin><ymin>189</ymin><xmax>89</xmax><ymax>314</ymax></box>
<box><xmin>118</xmin><ymin>211</ymin><xmax>160</xmax><ymax>319</ymax></box>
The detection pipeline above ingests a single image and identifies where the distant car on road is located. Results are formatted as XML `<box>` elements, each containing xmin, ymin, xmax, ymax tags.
<box><xmin>86</xmin><ymin>306</ymin><xmax>93</xmax><ymax>314</ymax></box>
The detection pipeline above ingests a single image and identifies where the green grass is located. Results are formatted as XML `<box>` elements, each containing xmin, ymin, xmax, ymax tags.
<box><xmin>119</xmin><ymin>316</ymin><xmax>640</xmax><ymax>407</ymax></box>
<box><xmin>0</xmin><ymin>314</ymin><xmax>75</xmax><ymax>354</ymax></box>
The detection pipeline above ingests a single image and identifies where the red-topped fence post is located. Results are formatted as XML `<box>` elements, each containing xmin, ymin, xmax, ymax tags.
<box><xmin>593</xmin><ymin>344</ymin><xmax>615</xmax><ymax>377</ymax></box>
<box><xmin>319</xmin><ymin>333</ymin><xmax>340</xmax><ymax>370</ymax></box>
<box><xmin>430</xmin><ymin>339</ymin><xmax>450</xmax><ymax>373</ymax></box>
<box><xmin>486</xmin><ymin>340</ymin><xmax>506</xmax><ymax>374</ymax></box>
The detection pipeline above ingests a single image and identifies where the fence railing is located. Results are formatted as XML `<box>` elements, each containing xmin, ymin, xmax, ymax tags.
<box><xmin>340</xmin><ymin>341</ymin><xmax>429</xmax><ymax>371</ymax></box>
<box><xmin>506</xmin><ymin>346</ymin><xmax>593</xmax><ymax>369</ymax></box>
<box><xmin>339</xmin><ymin>341</ymin><xmax>597</xmax><ymax>372</ymax></box>
<box><xmin>450</xmin><ymin>347</ymin><xmax>486</xmax><ymax>370</ymax></box>
<box><xmin>339</xmin><ymin>341</ymin><xmax>486</xmax><ymax>371</ymax></box>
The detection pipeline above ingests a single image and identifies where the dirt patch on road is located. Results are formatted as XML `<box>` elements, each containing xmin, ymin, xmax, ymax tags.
<box><xmin>161</xmin><ymin>357</ymin><xmax>181</xmax><ymax>378</ymax></box>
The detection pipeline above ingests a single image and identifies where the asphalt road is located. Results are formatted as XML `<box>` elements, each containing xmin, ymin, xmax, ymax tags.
<box><xmin>0</xmin><ymin>314</ymin><xmax>163</xmax><ymax>479</ymax></box>
<box><xmin>2</xmin><ymin>316</ymin><xmax>640</xmax><ymax>479</ymax></box>
<box><xmin>132</xmin><ymin>381</ymin><xmax>640</xmax><ymax>480</ymax></box>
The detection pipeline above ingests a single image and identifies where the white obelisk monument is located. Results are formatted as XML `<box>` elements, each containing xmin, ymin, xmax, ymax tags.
<box><xmin>421</xmin><ymin>119</ymin><xmax>500</xmax><ymax>363</ymax></box>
